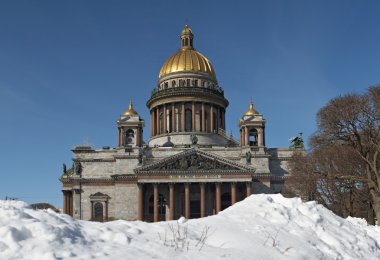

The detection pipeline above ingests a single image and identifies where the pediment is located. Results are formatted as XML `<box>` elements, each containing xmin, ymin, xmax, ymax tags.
<box><xmin>89</xmin><ymin>192</ymin><xmax>110</xmax><ymax>198</ymax></box>
<box><xmin>135</xmin><ymin>148</ymin><xmax>255</xmax><ymax>174</ymax></box>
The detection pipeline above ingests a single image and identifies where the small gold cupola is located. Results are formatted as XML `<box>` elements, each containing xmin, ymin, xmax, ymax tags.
<box><xmin>245</xmin><ymin>99</ymin><xmax>259</xmax><ymax>116</ymax></box>
<box><xmin>117</xmin><ymin>98</ymin><xmax>144</xmax><ymax>147</ymax></box>
<box><xmin>123</xmin><ymin>99</ymin><xmax>138</xmax><ymax>116</ymax></box>
<box><xmin>181</xmin><ymin>25</ymin><xmax>194</xmax><ymax>50</ymax></box>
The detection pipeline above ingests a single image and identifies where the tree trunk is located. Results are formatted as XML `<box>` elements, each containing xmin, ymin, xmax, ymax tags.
<box><xmin>368</xmin><ymin>202</ymin><xmax>375</xmax><ymax>225</ymax></box>
<box><xmin>369</xmin><ymin>189</ymin><xmax>380</xmax><ymax>225</ymax></box>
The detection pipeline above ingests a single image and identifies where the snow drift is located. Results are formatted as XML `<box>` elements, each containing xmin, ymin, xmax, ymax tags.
<box><xmin>0</xmin><ymin>195</ymin><xmax>379</xmax><ymax>259</ymax></box>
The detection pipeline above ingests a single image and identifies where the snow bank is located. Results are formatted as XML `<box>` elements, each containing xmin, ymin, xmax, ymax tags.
<box><xmin>0</xmin><ymin>195</ymin><xmax>379</xmax><ymax>259</ymax></box>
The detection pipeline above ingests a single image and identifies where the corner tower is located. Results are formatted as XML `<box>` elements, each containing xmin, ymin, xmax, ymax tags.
<box><xmin>117</xmin><ymin>100</ymin><xmax>144</xmax><ymax>147</ymax></box>
<box><xmin>147</xmin><ymin>25</ymin><xmax>229</xmax><ymax>146</ymax></box>
<box><xmin>239</xmin><ymin>100</ymin><xmax>266</xmax><ymax>148</ymax></box>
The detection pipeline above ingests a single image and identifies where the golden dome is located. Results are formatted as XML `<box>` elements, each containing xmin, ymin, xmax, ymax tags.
<box><xmin>159</xmin><ymin>49</ymin><xmax>216</xmax><ymax>79</ymax></box>
<box><xmin>245</xmin><ymin>100</ymin><xmax>259</xmax><ymax>116</ymax></box>
<box><xmin>158</xmin><ymin>25</ymin><xmax>216</xmax><ymax>79</ymax></box>
<box><xmin>122</xmin><ymin>99</ymin><xmax>138</xmax><ymax>116</ymax></box>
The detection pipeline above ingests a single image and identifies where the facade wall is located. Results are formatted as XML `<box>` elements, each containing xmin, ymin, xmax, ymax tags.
<box><xmin>114</xmin><ymin>183</ymin><xmax>138</xmax><ymax>220</ymax></box>
<box><xmin>66</xmin><ymin>144</ymin><xmax>294</xmax><ymax>221</ymax></box>
<box><xmin>80</xmin><ymin>161</ymin><xmax>115</xmax><ymax>178</ymax></box>
<box><xmin>81</xmin><ymin>185</ymin><xmax>116</xmax><ymax>221</ymax></box>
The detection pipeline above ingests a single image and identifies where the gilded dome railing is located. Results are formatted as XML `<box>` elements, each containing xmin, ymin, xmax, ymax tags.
<box><xmin>149</xmin><ymin>86</ymin><xmax>224</xmax><ymax>99</ymax></box>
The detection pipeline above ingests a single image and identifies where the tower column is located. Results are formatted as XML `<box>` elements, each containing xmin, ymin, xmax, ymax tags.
<box><xmin>200</xmin><ymin>183</ymin><xmax>206</xmax><ymax>217</ymax></box>
<box><xmin>245</xmin><ymin>126</ymin><xmax>249</xmax><ymax>146</ymax></box>
<box><xmin>68</xmin><ymin>192</ymin><xmax>73</xmax><ymax>216</ymax></box>
<box><xmin>62</xmin><ymin>191</ymin><xmax>67</xmax><ymax>214</ymax></box>
<box><xmin>201</xmin><ymin>103</ymin><xmax>205</xmax><ymax>132</ymax></box>
<box><xmin>150</xmin><ymin>111</ymin><xmax>153</xmax><ymax>137</ymax></box>
<box><xmin>192</xmin><ymin>102</ymin><xmax>195</xmax><ymax>131</ymax></box>
<box><xmin>246</xmin><ymin>182</ymin><xmax>252</xmax><ymax>197</ymax></box>
<box><xmin>181</xmin><ymin>102</ymin><xmax>185</xmax><ymax>132</ymax></box>
<box><xmin>136</xmin><ymin>129</ymin><xmax>141</xmax><ymax>147</ymax></box>
<box><xmin>153</xmin><ymin>184</ymin><xmax>159</xmax><ymax>222</ymax></box>
<box><xmin>185</xmin><ymin>183</ymin><xmax>190</xmax><ymax>219</ymax></box>
<box><xmin>216</xmin><ymin>106</ymin><xmax>220</xmax><ymax>132</ymax></box>
<box><xmin>156</xmin><ymin>107</ymin><xmax>160</xmax><ymax>135</ymax></box>
<box><xmin>241</xmin><ymin>127</ymin><xmax>245</xmax><ymax>146</ymax></box>
<box><xmin>171</xmin><ymin>103</ymin><xmax>175</xmax><ymax>132</ymax></box>
<box><xmin>222</xmin><ymin>109</ymin><xmax>226</xmax><ymax>130</ymax></box>
<box><xmin>118</xmin><ymin>127</ymin><xmax>121</xmax><ymax>146</ymax></box>
<box><xmin>210</xmin><ymin>105</ymin><xmax>214</xmax><ymax>133</ymax></box>
<box><xmin>163</xmin><ymin>104</ymin><xmax>167</xmax><ymax>134</ymax></box>
<box><xmin>231</xmin><ymin>183</ymin><xmax>236</xmax><ymax>205</ymax></box>
<box><xmin>258</xmin><ymin>128</ymin><xmax>264</xmax><ymax>146</ymax></box>
<box><xmin>239</xmin><ymin>129</ymin><xmax>242</xmax><ymax>146</ymax></box>
<box><xmin>169</xmin><ymin>184</ymin><xmax>174</xmax><ymax>220</ymax></box>
<box><xmin>215</xmin><ymin>183</ymin><xmax>221</xmax><ymax>214</ymax></box>
<box><xmin>138</xmin><ymin>184</ymin><xmax>143</xmax><ymax>221</ymax></box>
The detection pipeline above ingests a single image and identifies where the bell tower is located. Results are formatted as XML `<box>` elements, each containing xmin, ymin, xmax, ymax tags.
<box><xmin>239</xmin><ymin>100</ymin><xmax>265</xmax><ymax>148</ymax></box>
<box><xmin>117</xmin><ymin>99</ymin><xmax>144</xmax><ymax>147</ymax></box>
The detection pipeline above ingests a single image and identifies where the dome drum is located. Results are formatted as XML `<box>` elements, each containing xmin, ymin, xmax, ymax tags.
<box><xmin>157</xmin><ymin>71</ymin><xmax>219</xmax><ymax>93</ymax></box>
<box><xmin>147</xmin><ymin>89</ymin><xmax>228</xmax><ymax>109</ymax></box>
<box><xmin>148</xmin><ymin>100</ymin><xmax>227</xmax><ymax>140</ymax></box>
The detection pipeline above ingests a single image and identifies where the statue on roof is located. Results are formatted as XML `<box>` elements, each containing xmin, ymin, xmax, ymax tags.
<box><xmin>74</xmin><ymin>162</ymin><xmax>82</xmax><ymax>175</ymax></box>
<box><xmin>138</xmin><ymin>148</ymin><xmax>144</xmax><ymax>164</ymax></box>
<box><xmin>190</xmin><ymin>134</ymin><xmax>198</xmax><ymax>145</ymax></box>
<box><xmin>245</xmin><ymin>150</ymin><xmax>252</xmax><ymax>164</ymax></box>
<box><xmin>289</xmin><ymin>132</ymin><xmax>304</xmax><ymax>149</ymax></box>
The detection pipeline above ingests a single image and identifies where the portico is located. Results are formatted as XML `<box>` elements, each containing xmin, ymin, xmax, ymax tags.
<box><xmin>135</xmin><ymin>148</ymin><xmax>257</xmax><ymax>222</ymax></box>
<box><xmin>137</xmin><ymin>181</ymin><xmax>253</xmax><ymax>222</ymax></box>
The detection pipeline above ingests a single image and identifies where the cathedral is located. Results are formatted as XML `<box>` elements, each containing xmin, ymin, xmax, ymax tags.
<box><xmin>60</xmin><ymin>26</ymin><xmax>293</xmax><ymax>222</ymax></box>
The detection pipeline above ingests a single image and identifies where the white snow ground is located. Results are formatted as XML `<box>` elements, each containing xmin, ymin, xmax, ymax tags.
<box><xmin>0</xmin><ymin>194</ymin><xmax>379</xmax><ymax>260</ymax></box>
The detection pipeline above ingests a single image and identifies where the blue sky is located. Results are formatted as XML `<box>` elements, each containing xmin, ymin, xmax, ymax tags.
<box><xmin>0</xmin><ymin>0</ymin><xmax>379</xmax><ymax>207</ymax></box>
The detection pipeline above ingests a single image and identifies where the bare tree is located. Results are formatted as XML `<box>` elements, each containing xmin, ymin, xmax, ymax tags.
<box><xmin>284</xmin><ymin>142</ymin><xmax>371</xmax><ymax>222</ymax></box>
<box><xmin>282</xmin><ymin>151</ymin><xmax>318</xmax><ymax>201</ymax></box>
<box><xmin>314</xmin><ymin>86</ymin><xmax>380</xmax><ymax>224</ymax></box>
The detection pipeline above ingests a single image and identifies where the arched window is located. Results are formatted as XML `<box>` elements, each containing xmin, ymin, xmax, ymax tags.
<box><xmin>159</xmin><ymin>112</ymin><xmax>164</xmax><ymax>134</ymax></box>
<box><xmin>90</xmin><ymin>192</ymin><xmax>109</xmax><ymax>222</ymax></box>
<box><xmin>185</xmin><ymin>108</ymin><xmax>192</xmax><ymax>132</ymax></box>
<box><xmin>168</xmin><ymin>110</ymin><xmax>173</xmax><ymax>132</ymax></box>
<box><xmin>94</xmin><ymin>202</ymin><xmax>103</xmax><ymax>222</ymax></box>
<box><xmin>212</xmin><ymin>112</ymin><xmax>217</xmax><ymax>132</ymax></box>
<box><xmin>249</xmin><ymin>128</ymin><xmax>258</xmax><ymax>146</ymax></box>
<box><xmin>204</xmin><ymin>111</ymin><xmax>209</xmax><ymax>132</ymax></box>
<box><xmin>172</xmin><ymin>80</ymin><xmax>176</xmax><ymax>87</ymax></box>
<box><xmin>185</xmin><ymin>38</ymin><xmax>188</xmax><ymax>46</ymax></box>
<box><xmin>125</xmin><ymin>129</ymin><xmax>134</xmax><ymax>145</ymax></box>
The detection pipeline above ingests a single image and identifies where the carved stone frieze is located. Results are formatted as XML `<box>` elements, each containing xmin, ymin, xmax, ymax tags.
<box><xmin>134</xmin><ymin>148</ymin><xmax>256</xmax><ymax>175</ymax></box>
<box><xmin>156</xmin><ymin>154</ymin><xmax>237</xmax><ymax>171</ymax></box>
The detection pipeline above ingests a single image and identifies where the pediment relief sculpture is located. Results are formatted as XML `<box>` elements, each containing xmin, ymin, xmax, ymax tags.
<box><xmin>154</xmin><ymin>154</ymin><xmax>238</xmax><ymax>171</ymax></box>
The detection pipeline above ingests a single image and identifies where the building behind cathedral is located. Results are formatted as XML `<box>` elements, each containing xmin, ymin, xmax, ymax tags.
<box><xmin>60</xmin><ymin>26</ymin><xmax>294</xmax><ymax>222</ymax></box>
